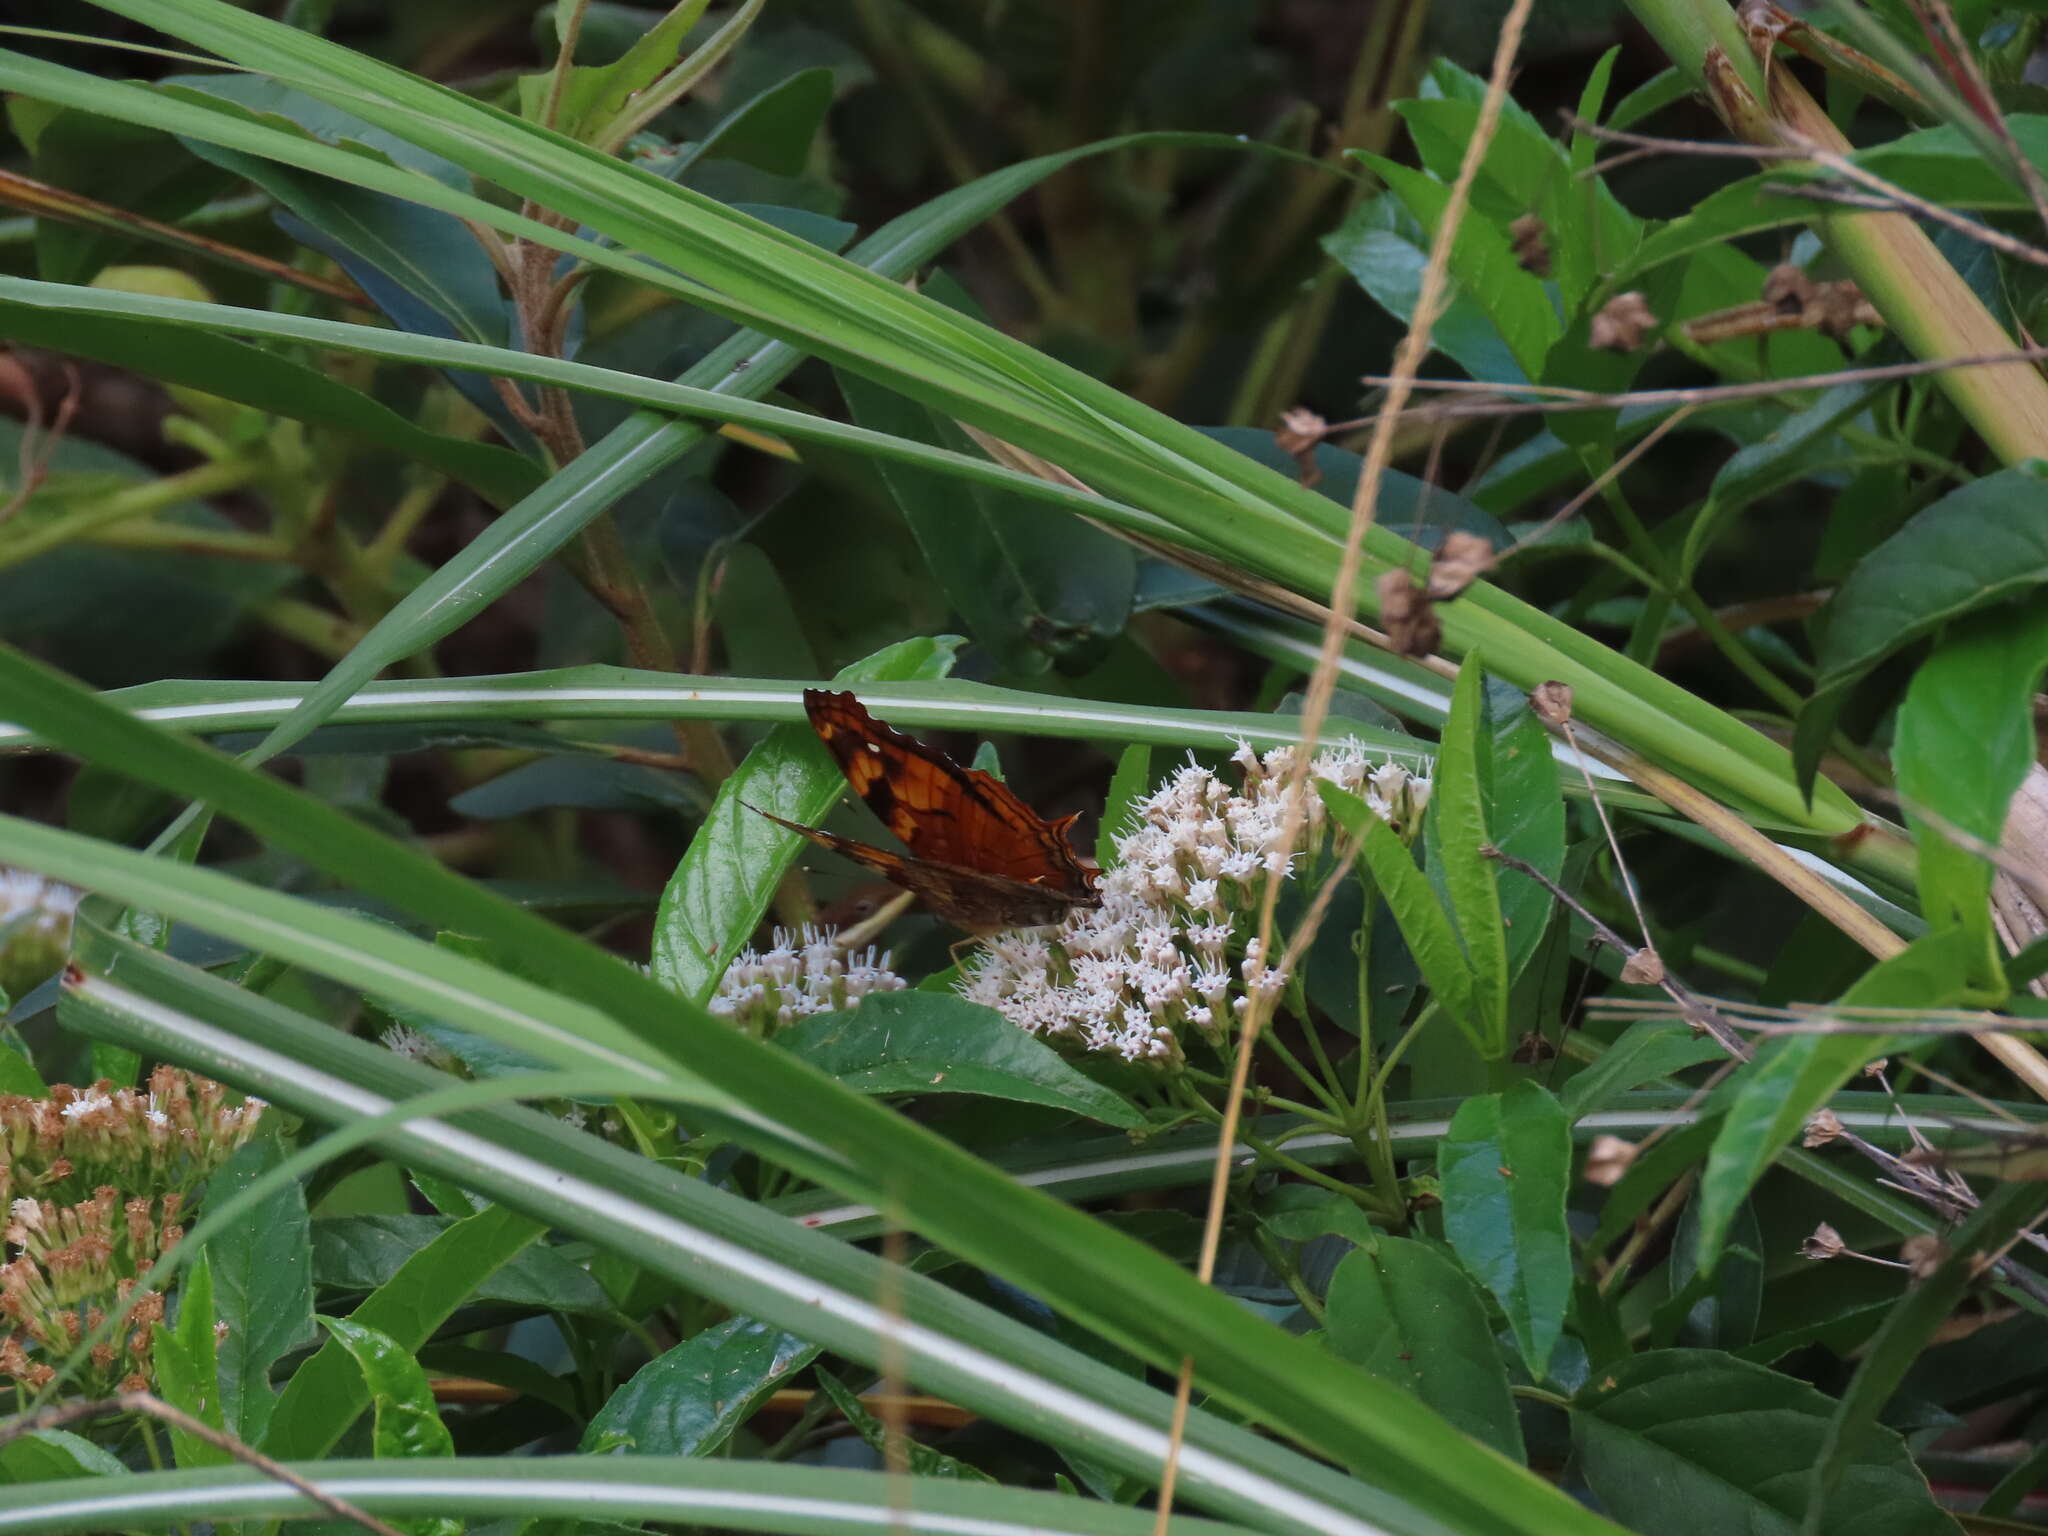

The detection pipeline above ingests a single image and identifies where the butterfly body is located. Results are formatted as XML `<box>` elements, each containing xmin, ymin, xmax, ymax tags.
<box><xmin>760</xmin><ymin>690</ymin><xmax>1099</xmax><ymax>934</ymax></box>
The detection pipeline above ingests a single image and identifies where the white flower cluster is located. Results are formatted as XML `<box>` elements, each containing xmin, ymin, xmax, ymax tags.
<box><xmin>959</xmin><ymin>741</ymin><xmax>1429</xmax><ymax>1065</ymax></box>
<box><xmin>0</xmin><ymin>871</ymin><xmax>78</xmax><ymax>932</ymax></box>
<box><xmin>709</xmin><ymin>925</ymin><xmax>906</xmax><ymax>1034</ymax></box>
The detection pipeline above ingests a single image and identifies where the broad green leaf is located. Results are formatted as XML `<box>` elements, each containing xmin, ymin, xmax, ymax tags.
<box><xmin>316</xmin><ymin>1314</ymin><xmax>457</xmax><ymax>1465</ymax></box>
<box><xmin>1426</xmin><ymin>658</ymin><xmax>1510</xmax><ymax>1058</ymax></box>
<box><xmin>152</xmin><ymin>1247</ymin><xmax>228</xmax><ymax>1468</ymax></box>
<box><xmin>777</xmin><ymin>992</ymin><xmax>1144</xmax><ymax>1128</ymax></box>
<box><xmin>1573</xmin><ymin>1350</ymin><xmax>1956</xmax><ymax>1536</ymax></box>
<box><xmin>1478</xmin><ymin>684</ymin><xmax>1564</xmax><ymax>985</ymax></box>
<box><xmin>813</xmin><ymin>1367</ymin><xmax>996</xmax><ymax>1482</ymax></box>
<box><xmin>1892</xmin><ymin>604</ymin><xmax>2048</xmax><ymax>986</ymax></box>
<box><xmin>309</xmin><ymin>1213</ymin><xmax>598</xmax><ymax>1309</ymax></box>
<box><xmin>1324</xmin><ymin>781</ymin><xmax>1480</xmax><ymax>1041</ymax></box>
<box><xmin>1795</xmin><ymin>464</ymin><xmax>2048</xmax><ymax>797</ymax></box>
<box><xmin>0</xmin><ymin>1042</ymin><xmax>46</xmax><ymax>1095</ymax></box>
<box><xmin>204</xmin><ymin>1137</ymin><xmax>313</xmax><ymax>1446</ymax></box>
<box><xmin>582</xmin><ymin>1316</ymin><xmax>819</xmax><ymax>1457</ymax></box>
<box><xmin>1438</xmin><ymin>1082</ymin><xmax>1572</xmax><ymax>1380</ymax></box>
<box><xmin>1098</xmin><ymin>742</ymin><xmax>1152</xmax><ymax>870</ymax></box>
<box><xmin>683</xmin><ymin>64</ymin><xmax>834</xmax><ymax>177</ymax></box>
<box><xmin>265</xmin><ymin>1205</ymin><xmax>549</xmax><ymax>1461</ymax></box>
<box><xmin>520</xmin><ymin>0</ymin><xmax>708</xmax><ymax>144</ymax></box>
<box><xmin>1692</xmin><ymin>926</ymin><xmax>1980</xmax><ymax>1266</ymax></box>
<box><xmin>1324</xmin><ymin>1235</ymin><xmax>1525</xmax><ymax>1462</ymax></box>
<box><xmin>1323</xmin><ymin>191</ymin><xmax>1527</xmax><ymax>385</ymax></box>
<box><xmin>0</xmin><ymin>1429</ymin><xmax>126</xmax><ymax>1485</ymax></box>
<box><xmin>650</xmin><ymin>635</ymin><xmax>959</xmax><ymax>1005</ymax></box>
<box><xmin>1810</xmin><ymin>1180</ymin><xmax>2048</xmax><ymax>1526</ymax></box>
<box><xmin>1349</xmin><ymin>156</ymin><xmax>1562</xmax><ymax>379</ymax></box>
<box><xmin>1559</xmin><ymin>1019</ymin><xmax>1724</xmax><ymax>1122</ymax></box>
<box><xmin>21</xmin><ymin>106</ymin><xmax>228</xmax><ymax>283</ymax></box>
<box><xmin>840</xmin><ymin>368</ymin><xmax>1134</xmax><ymax>674</ymax></box>
<box><xmin>1699</xmin><ymin>384</ymin><xmax>1885</xmax><ymax>534</ymax></box>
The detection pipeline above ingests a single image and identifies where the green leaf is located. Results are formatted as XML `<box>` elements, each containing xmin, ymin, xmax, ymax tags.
<box><xmin>0</xmin><ymin>1429</ymin><xmax>127</xmax><ymax>1485</ymax></box>
<box><xmin>1429</xmin><ymin>659</ymin><xmax>1509</xmax><ymax>1055</ymax></box>
<box><xmin>650</xmin><ymin>635</ymin><xmax>959</xmax><ymax>1005</ymax></box>
<box><xmin>153</xmin><ymin>1248</ymin><xmax>228</xmax><ymax>1468</ymax></box>
<box><xmin>1573</xmin><ymin>1350</ymin><xmax>1957</xmax><ymax>1536</ymax></box>
<box><xmin>1348</xmin><ymin>156</ymin><xmax>1562</xmax><ymax>379</ymax></box>
<box><xmin>582</xmin><ymin>1316</ymin><xmax>819</xmax><ymax>1457</ymax></box>
<box><xmin>204</xmin><ymin>1137</ymin><xmax>314</xmax><ymax>1446</ymax></box>
<box><xmin>1098</xmin><ymin>742</ymin><xmax>1152</xmax><ymax>870</ymax></box>
<box><xmin>776</xmin><ymin>992</ymin><xmax>1144</xmax><ymax>1128</ymax></box>
<box><xmin>25</xmin><ymin>108</ymin><xmax>228</xmax><ymax>284</ymax></box>
<box><xmin>316</xmin><ymin>1314</ymin><xmax>457</xmax><ymax>1463</ymax></box>
<box><xmin>1893</xmin><ymin>603</ymin><xmax>2048</xmax><ymax>985</ymax></box>
<box><xmin>1559</xmin><ymin>1019</ymin><xmax>1724</xmax><ymax>1122</ymax></box>
<box><xmin>524</xmin><ymin>0</ymin><xmax>708</xmax><ymax>143</ymax></box>
<box><xmin>813</xmin><ymin>1367</ymin><xmax>996</xmax><ymax>1482</ymax></box>
<box><xmin>309</xmin><ymin>1213</ymin><xmax>598</xmax><ymax>1308</ymax></box>
<box><xmin>840</xmin><ymin>368</ymin><xmax>1134</xmax><ymax>674</ymax></box>
<box><xmin>687</xmin><ymin>64</ymin><xmax>834</xmax><ymax>177</ymax></box>
<box><xmin>1810</xmin><ymin>1180</ymin><xmax>2048</xmax><ymax>1529</ymax></box>
<box><xmin>1692</xmin><ymin>926</ymin><xmax>1980</xmax><ymax>1267</ymax></box>
<box><xmin>1328</xmin><ymin>781</ymin><xmax>1481</xmax><ymax>1044</ymax></box>
<box><xmin>265</xmin><ymin>1205</ymin><xmax>550</xmax><ymax>1461</ymax></box>
<box><xmin>1479</xmin><ymin>682</ymin><xmax>1565</xmax><ymax>983</ymax></box>
<box><xmin>1795</xmin><ymin>464</ymin><xmax>2048</xmax><ymax>797</ymax></box>
<box><xmin>1324</xmin><ymin>1236</ymin><xmax>1525</xmax><ymax>1461</ymax></box>
<box><xmin>1322</xmin><ymin>191</ymin><xmax>1526</xmax><ymax>385</ymax></box>
<box><xmin>1438</xmin><ymin>1082</ymin><xmax>1572</xmax><ymax>1380</ymax></box>
<box><xmin>0</xmin><ymin>1042</ymin><xmax>46</xmax><ymax>1095</ymax></box>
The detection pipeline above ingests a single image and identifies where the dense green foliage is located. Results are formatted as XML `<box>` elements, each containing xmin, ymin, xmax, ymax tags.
<box><xmin>1</xmin><ymin>3</ymin><xmax>2048</xmax><ymax>1534</ymax></box>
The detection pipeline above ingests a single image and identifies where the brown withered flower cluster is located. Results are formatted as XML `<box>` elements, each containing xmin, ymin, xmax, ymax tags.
<box><xmin>0</xmin><ymin>1068</ymin><xmax>264</xmax><ymax>1394</ymax></box>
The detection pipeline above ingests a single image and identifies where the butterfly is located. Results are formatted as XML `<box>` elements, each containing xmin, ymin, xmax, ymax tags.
<box><xmin>751</xmin><ymin>690</ymin><xmax>1100</xmax><ymax>934</ymax></box>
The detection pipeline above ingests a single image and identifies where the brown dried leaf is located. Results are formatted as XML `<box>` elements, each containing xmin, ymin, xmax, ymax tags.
<box><xmin>1589</xmin><ymin>291</ymin><xmax>1659</xmax><ymax>352</ymax></box>
<box><xmin>1583</xmin><ymin>1134</ymin><xmax>1637</xmax><ymax>1187</ymax></box>
<box><xmin>1801</xmin><ymin>1221</ymin><xmax>1845</xmax><ymax>1261</ymax></box>
<box><xmin>1509</xmin><ymin>213</ymin><xmax>1551</xmax><ymax>277</ymax></box>
<box><xmin>1375</xmin><ymin>567</ymin><xmax>1441</xmax><ymax>657</ymax></box>
<box><xmin>1425</xmin><ymin>530</ymin><xmax>1495</xmax><ymax>601</ymax></box>
<box><xmin>1802</xmin><ymin>1108</ymin><xmax>1843</xmax><ymax>1148</ymax></box>
<box><xmin>1899</xmin><ymin>1232</ymin><xmax>1948</xmax><ymax>1282</ymax></box>
<box><xmin>1530</xmin><ymin>681</ymin><xmax>1573</xmax><ymax>727</ymax></box>
<box><xmin>1275</xmin><ymin>407</ymin><xmax>1329</xmax><ymax>487</ymax></box>
<box><xmin>1620</xmin><ymin>948</ymin><xmax>1666</xmax><ymax>985</ymax></box>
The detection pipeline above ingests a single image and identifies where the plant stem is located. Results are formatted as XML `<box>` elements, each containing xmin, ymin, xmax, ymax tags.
<box><xmin>0</xmin><ymin>457</ymin><xmax>261</xmax><ymax>573</ymax></box>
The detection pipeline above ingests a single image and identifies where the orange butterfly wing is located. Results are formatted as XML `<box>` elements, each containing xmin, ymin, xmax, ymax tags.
<box><xmin>802</xmin><ymin>690</ymin><xmax>1096</xmax><ymax>900</ymax></box>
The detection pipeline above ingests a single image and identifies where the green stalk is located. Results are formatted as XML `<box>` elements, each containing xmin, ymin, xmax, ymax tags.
<box><xmin>1623</xmin><ymin>0</ymin><xmax>2048</xmax><ymax>463</ymax></box>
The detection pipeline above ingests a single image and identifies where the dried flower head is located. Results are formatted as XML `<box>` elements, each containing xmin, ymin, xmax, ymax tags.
<box><xmin>1582</xmin><ymin>1134</ymin><xmax>1638</xmax><ymax>1188</ymax></box>
<box><xmin>1803</xmin><ymin>1108</ymin><xmax>1844</xmax><ymax>1148</ymax></box>
<box><xmin>709</xmin><ymin>925</ymin><xmax>906</xmax><ymax>1036</ymax></box>
<box><xmin>1801</xmin><ymin>1222</ymin><xmax>1846</xmax><ymax>1261</ymax></box>
<box><xmin>0</xmin><ymin>1066</ymin><xmax>264</xmax><ymax>1213</ymax></box>
<box><xmin>0</xmin><ymin>1184</ymin><xmax>185</xmax><ymax>1395</ymax></box>
<box><xmin>1900</xmin><ymin>1232</ymin><xmax>1948</xmax><ymax>1282</ymax></box>
<box><xmin>958</xmin><ymin>743</ymin><xmax>1429</xmax><ymax>1064</ymax></box>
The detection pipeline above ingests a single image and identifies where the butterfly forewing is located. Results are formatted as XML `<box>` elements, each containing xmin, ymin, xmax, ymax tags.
<box><xmin>802</xmin><ymin>690</ymin><xmax>1096</xmax><ymax>900</ymax></box>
